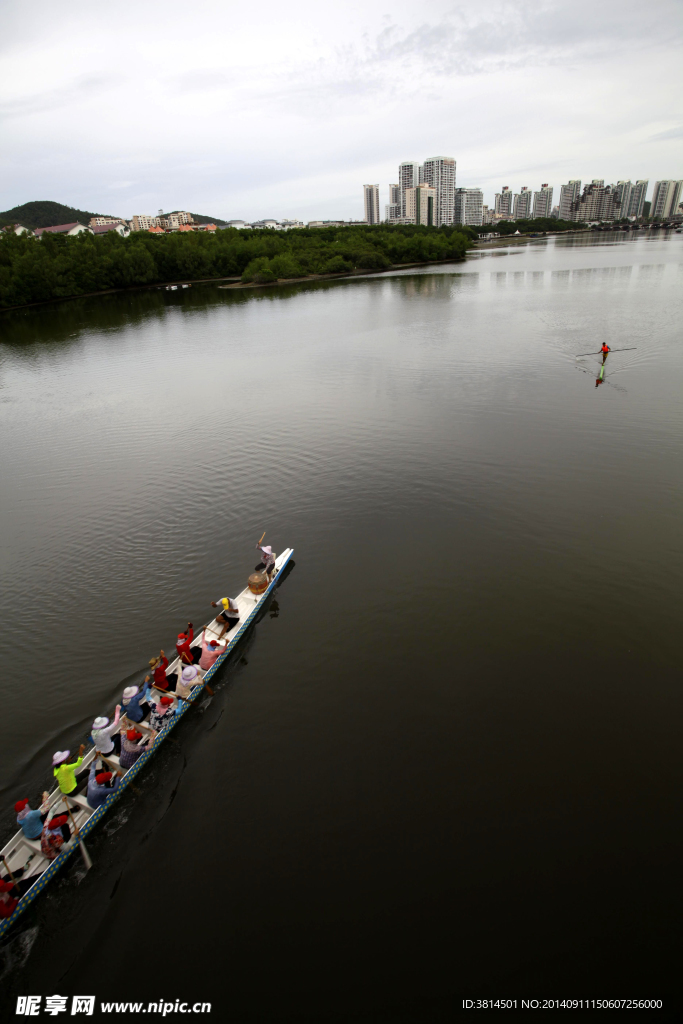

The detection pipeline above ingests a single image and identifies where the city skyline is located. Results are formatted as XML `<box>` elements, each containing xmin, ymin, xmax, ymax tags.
<box><xmin>1</xmin><ymin>0</ymin><xmax>681</xmax><ymax>223</ymax></box>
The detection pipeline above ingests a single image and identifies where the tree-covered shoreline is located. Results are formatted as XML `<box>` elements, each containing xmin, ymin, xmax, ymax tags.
<box><xmin>0</xmin><ymin>224</ymin><xmax>479</xmax><ymax>309</ymax></box>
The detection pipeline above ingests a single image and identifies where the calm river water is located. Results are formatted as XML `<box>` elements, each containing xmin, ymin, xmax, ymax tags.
<box><xmin>1</xmin><ymin>232</ymin><xmax>682</xmax><ymax>1017</ymax></box>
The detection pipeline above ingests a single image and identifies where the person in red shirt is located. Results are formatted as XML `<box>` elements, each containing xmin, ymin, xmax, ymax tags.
<box><xmin>148</xmin><ymin>649</ymin><xmax>172</xmax><ymax>690</ymax></box>
<box><xmin>0</xmin><ymin>881</ymin><xmax>19</xmax><ymax>919</ymax></box>
<box><xmin>601</xmin><ymin>343</ymin><xmax>610</xmax><ymax>361</ymax></box>
<box><xmin>176</xmin><ymin>622</ymin><xmax>200</xmax><ymax>665</ymax></box>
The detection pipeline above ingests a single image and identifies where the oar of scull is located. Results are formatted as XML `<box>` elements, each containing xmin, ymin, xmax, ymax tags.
<box><xmin>575</xmin><ymin>347</ymin><xmax>637</xmax><ymax>358</ymax></box>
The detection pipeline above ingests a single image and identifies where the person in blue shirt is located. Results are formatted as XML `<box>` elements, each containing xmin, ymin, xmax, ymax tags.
<box><xmin>15</xmin><ymin>794</ymin><xmax>50</xmax><ymax>840</ymax></box>
<box><xmin>86</xmin><ymin>765</ymin><xmax>120</xmax><ymax>810</ymax></box>
<box><xmin>121</xmin><ymin>683</ymin><xmax>151</xmax><ymax>724</ymax></box>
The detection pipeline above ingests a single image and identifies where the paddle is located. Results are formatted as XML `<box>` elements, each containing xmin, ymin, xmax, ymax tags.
<box><xmin>98</xmin><ymin>754</ymin><xmax>142</xmax><ymax>796</ymax></box>
<box><xmin>1</xmin><ymin>856</ymin><xmax>17</xmax><ymax>887</ymax></box>
<box><xmin>62</xmin><ymin>798</ymin><xmax>92</xmax><ymax>871</ymax></box>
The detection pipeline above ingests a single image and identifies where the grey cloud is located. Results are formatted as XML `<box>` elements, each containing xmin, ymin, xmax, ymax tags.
<box><xmin>365</xmin><ymin>0</ymin><xmax>683</xmax><ymax>76</ymax></box>
<box><xmin>0</xmin><ymin>74</ymin><xmax>120</xmax><ymax>121</ymax></box>
<box><xmin>648</xmin><ymin>125</ymin><xmax>683</xmax><ymax>141</ymax></box>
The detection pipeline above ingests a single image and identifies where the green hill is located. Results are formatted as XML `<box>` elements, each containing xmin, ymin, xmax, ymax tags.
<box><xmin>0</xmin><ymin>201</ymin><xmax>228</xmax><ymax>230</ymax></box>
<box><xmin>0</xmin><ymin>200</ymin><xmax>120</xmax><ymax>230</ymax></box>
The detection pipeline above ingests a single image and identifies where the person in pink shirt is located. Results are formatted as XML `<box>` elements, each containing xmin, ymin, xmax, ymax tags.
<box><xmin>199</xmin><ymin>632</ymin><xmax>226</xmax><ymax>671</ymax></box>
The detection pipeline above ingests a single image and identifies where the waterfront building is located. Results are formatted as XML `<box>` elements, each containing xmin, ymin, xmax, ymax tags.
<box><xmin>454</xmin><ymin>187</ymin><xmax>484</xmax><ymax>226</ymax></box>
<box><xmin>550</xmin><ymin>206</ymin><xmax>560</xmax><ymax>219</ymax></box>
<box><xmin>494</xmin><ymin>186</ymin><xmax>513</xmax><ymax>219</ymax></box>
<box><xmin>533</xmin><ymin>184</ymin><xmax>554</xmax><ymax>219</ymax></box>
<box><xmin>34</xmin><ymin>222</ymin><xmax>92</xmax><ymax>237</ymax></box>
<box><xmin>91</xmin><ymin>223</ymin><xmax>129</xmax><ymax>237</ymax></box>
<box><xmin>399</xmin><ymin>162</ymin><xmax>421</xmax><ymax>217</ymax></box>
<box><xmin>627</xmin><ymin>180</ymin><xmax>648</xmax><ymax>218</ymax></box>
<box><xmin>363</xmin><ymin>184</ymin><xmax>380</xmax><ymax>225</ymax></box>
<box><xmin>612</xmin><ymin>181</ymin><xmax>632</xmax><ymax>219</ymax></box>
<box><xmin>132</xmin><ymin>214</ymin><xmax>160</xmax><ymax>231</ymax></box>
<box><xmin>89</xmin><ymin>217</ymin><xmax>126</xmax><ymax>228</ymax></box>
<box><xmin>650</xmin><ymin>180</ymin><xmax>683</xmax><ymax>219</ymax></box>
<box><xmin>558</xmin><ymin>180</ymin><xmax>581</xmax><ymax>221</ymax></box>
<box><xmin>513</xmin><ymin>187</ymin><xmax>532</xmax><ymax>220</ymax></box>
<box><xmin>385</xmin><ymin>183</ymin><xmax>401</xmax><ymax>223</ymax></box>
<box><xmin>571</xmin><ymin>181</ymin><xmax>621</xmax><ymax>222</ymax></box>
<box><xmin>421</xmin><ymin>156</ymin><xmax>457</xmax><ymax>227</ymax></box>
<box><xmin>405</xmin><ymin>184</ymin><xmax>436</xmax><ymax>225</ymax></box>
<box><xmin>482</xmin><ymin>205</ymin><xmax>493</xmax><ymax>224</ymax></box>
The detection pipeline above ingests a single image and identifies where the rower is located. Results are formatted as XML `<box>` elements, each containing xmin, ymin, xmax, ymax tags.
<box><xmin>255</xmin><ymin>542</ymin><xmax>276</xmax><ymax>580</ymax></box>
<box><xmin>601</xmin><ymin>343</ymin><xmax>610</xmax><ymax>360</ymax></box>
<box><xmin>176</xmin><ymin>622</ymin><xmax>201</xmax><ymax>665</ymax></box>
<box><xmin>211</xmin><ymin>596</ymin><xmax>240</xmax><ymax>638</ymax></box>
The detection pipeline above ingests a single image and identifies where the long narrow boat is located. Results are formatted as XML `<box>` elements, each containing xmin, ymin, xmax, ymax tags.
<box><xmin>0</xmin><ymin>548</ymin><xmax>294</xmax><ymax>939</ymax></box>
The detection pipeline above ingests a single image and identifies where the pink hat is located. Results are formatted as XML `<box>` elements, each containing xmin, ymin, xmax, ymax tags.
<box><xmin>182</xmin><ymin>666</ymin><xmax>199</xmax><ymax>681</ymax></box>
<box><xmin>92</xmin><ymin>717</ymin><xmax>109</xmax><ymax>730</ymax></box>
<box><xmin>52</xmin><ymin>750</ymin><xmax>70</xmax><ymax>766</ymax></box>
<box><xmin>262</xmin><ymin>545</ymin><xmax>272</xmax><ymax>555</ymax></box>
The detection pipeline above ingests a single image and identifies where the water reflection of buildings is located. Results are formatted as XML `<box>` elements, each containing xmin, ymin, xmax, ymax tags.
<box><xmin>397</xmin><ymin>273</ymin><xmax>478</xmax><ymax>298</ymax></box>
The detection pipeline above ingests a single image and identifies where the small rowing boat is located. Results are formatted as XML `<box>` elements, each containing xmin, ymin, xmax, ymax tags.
<box><xmin>0</xmin><ymin>547</ymin><xmax>294</xmax><ymax>938</ymax></box>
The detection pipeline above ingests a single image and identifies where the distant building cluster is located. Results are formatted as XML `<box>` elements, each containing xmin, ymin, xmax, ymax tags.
<box><xmin>364</xmin><ymin>167</ymin><xmax>682</xmax><ymax>227</ymax></box>
<box><xmin>380</xmin><ymin>157</ymin><xmax>475</xmax><ymax>226</ymax></box>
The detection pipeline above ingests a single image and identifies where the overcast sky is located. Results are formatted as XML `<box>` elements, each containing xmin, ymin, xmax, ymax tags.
<box><xmin>1</xmin><ymin>0</ymin><xmax>681</xmax><ymax>222</ymax></box>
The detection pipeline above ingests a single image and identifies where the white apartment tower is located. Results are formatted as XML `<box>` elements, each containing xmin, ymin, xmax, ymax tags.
<box><xmin>558</xmin><ymin>181</ymin><xmax>581</xmax><ymax>221</ymax></box>
<box><xmin>421</xmin><ymin>156</ymin><xmax>456</xmax><ymax>227</ymax></box>
<box><xmin>533</xmin><ymin>184</ymin><xmax>554</xmax><ymax>219</ymax></box>
<box><xmin>628</xmin><ymin>180</ymin><xmax>648</xmax><ymax>218</ymax></box>
<box><xmin>405</xmin><ymin>185</ymin><xmax>436</xmax><ymax>225</ymax></box>
<box><xmin>363</xmin><ymin>184</ymin><xmax>380</xmax><ymax>225</ymax></box>
<box><xmin>454</xmin><ymin>188</ymin><xmax>484</xmax><ymax>226</ymax></box>
<box><xmin>399</xmin><ymin>162</ymin><xmax>421</xmax><ymax>217</ymax></box>
<box><xmin>385</xmin><ymin>184</ymin><xmax>401</xmax><ymax>223</ymax></box>
<box><xmin>513</xmin><ymin>187</ymin><xmax>532</xmax><ymax>220</ymax></box>
<box><xmin>494</xmin><ymin>186</ymin><xmax>513</xmax><ymax>219</ymax></box>
<box><xmin>650</xmin><ymin>180</ymin><xmax>683</xmax><ymax>219</ymax></box>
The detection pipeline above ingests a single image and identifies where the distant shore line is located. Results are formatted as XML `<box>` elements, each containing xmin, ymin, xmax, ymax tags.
<box><xmin>0</xmin><ymin>229</ymin><xmax>602</xmax><ymax>313</ymax></box>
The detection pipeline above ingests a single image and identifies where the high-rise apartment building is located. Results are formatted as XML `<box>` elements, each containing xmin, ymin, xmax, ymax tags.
<box><xmin>399</xmin><ymin>162</ymin><xmax>421</xmax><ymax>217</ymax></box>
<box><xmin>571</xmin><ymin>182</ymin><xmax>621</xmax><ymax>222</ymax></box>
<box><xmin>385</xmin><ymin>184</ymin><xmax>401</xmax><ymax>222</ymax></box>
<box><xmin>494</xmin><ymin>186</ymin><xmax>513</xmax><ymax>219</ymax></box>
<box><xmin>405</xmin><ymin>184</ymin><xmax>436</xmax><ymax>225</ymax></box>
<box><xmin>454</xmin><ymin>188</ymin><xmax>484</xmax><ymax>226</ymax></box>
<box><xmin>513</xmin><ymin>187</ymin><xmax>532</xmax><ymax>220</ymax></box>
<box><xmin>482</xmin><ymin>205</ymin><xmax>493</xmax><ymax>224</ymax></box>
<box><xmin>421</xmin><ymin>156</ymin><xmax>456</xmax><ymax>227</ymax></box>
<box><xmin>533</xmin><ymin>184</ymin><xmax>554</xmax><ymax>219</ymax></box>
<box><xmin>628</xmin><ymin>180</ymin><xmax>648</xmax><ymax>218</ymax></box>
<box><xmin>363</xmin><ymin>184</ymin><xmax>380</xmax><ymax>225</ymax></box>
<box><xmin>650</xmin><ymin>180</ymin><xmax>683</xmax><ymax>219</ymax></box>
<box><xmin>612</xmin><ymin>182</ymin><xmax>632</xmax><ymax>219</ymax></box>
<box><xmin>558</xmin><ymin>180</ymin><xmax>581</xmax><ymax>220</ymax></box>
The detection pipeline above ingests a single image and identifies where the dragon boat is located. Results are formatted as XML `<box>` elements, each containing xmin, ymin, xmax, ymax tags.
<box><xmin>0</xmin><ymin>547</ymin><xmax>294</xmax><ymax>939</ymax></box>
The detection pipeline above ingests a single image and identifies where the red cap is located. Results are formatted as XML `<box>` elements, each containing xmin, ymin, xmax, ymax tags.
<box><xmin>48</xmin><ymin>814</ymin><xmax>69</xmax><ymax>829</ymax></box>
<box><xmin>95</xmin><ymin>772</ymin><xmax>112</xmax><ymax>784</ymax></box>
<box><xmin>0</xmin><ymin>881</ymin><xmax>14</xmax><ymax>893</ymax></box>
<box><xmin>177</xmin><ymin>633</ymin><xmax>187</xmax><ymax>641</ymax></box>
<box><xmin>14</xmin><ymin>799</ymin><xmax>29</xmax><ymax>813</ymax></box>
<box><xmin>126</xmin><ymin>729</ymin><xmax>142</xmax><ymax>741</ymax></box>
<box><xmin>160</xmin><ymin>695</ymin><xmax>173</xmax><ymax>706</ymax></box>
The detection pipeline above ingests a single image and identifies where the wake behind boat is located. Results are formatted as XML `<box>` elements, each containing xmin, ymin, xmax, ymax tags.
<box><xmin>0</xmin><ymin>546</ymin><xmax>294</xmax><ymax>938</ymax></box>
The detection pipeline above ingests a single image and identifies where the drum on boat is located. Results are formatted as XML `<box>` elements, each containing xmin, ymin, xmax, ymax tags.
<box><xmin>248</xmin><ymin>572</ymin><xmax>268</xmax><ymax>594</ymax></box>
